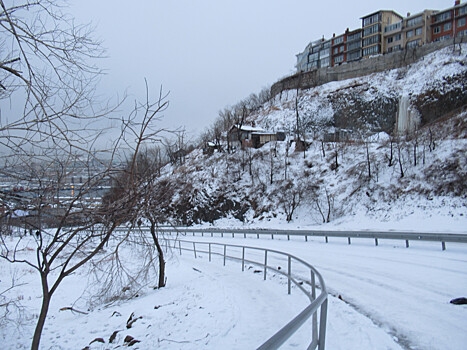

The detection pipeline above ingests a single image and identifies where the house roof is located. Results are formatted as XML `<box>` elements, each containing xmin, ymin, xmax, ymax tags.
<box><xmin>360</xmin><ymin>10</ymin><xmax>403</xmax><ymax>20</ymax></box>
<box><xmin>232</xmin><ymin>125</ymin><xmax>266</xmax><ymax>133</ymax></box>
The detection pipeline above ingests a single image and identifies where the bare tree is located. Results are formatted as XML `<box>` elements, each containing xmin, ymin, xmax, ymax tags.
<box><xmin>280</xmin><ymin>180</ymin><xmax>303</xmax><ymax>222</ymax></box>
<box><xmin>0</xmin><ymin>2</ymin><xmax>171</xmax><ymax>349</ymax></box>
<box><xmin>386</xmin><ymin>136</ymin><xmax>395</xmax><ymax>167</ymax></box>
<box><xmin>314</xmin><ymin>188</ymin><xmax>334</xmax><ymax>223</ymax></box>
<box><xmin>396</xmin><ymin>136</ymin><xmax>405</xmax><ymax>178</ymax></box>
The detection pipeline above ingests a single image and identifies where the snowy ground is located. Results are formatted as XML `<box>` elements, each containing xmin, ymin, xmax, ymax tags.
<box><xmin>1</xmin><ymin>231</ymin><xmax>466</xmax><ymax>350</ymax></box>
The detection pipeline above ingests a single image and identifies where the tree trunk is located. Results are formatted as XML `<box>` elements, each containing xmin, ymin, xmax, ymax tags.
<box><xmin>31</xmin><ymin>274</ymin><xmax>51</xmax><ymax>350</ymax></box>
<box><xmin>149</xmin><ymin>219</ymin><xmax>165</xmax><ymax>288</ymax></box>
<box><xmin>366</xmin><ymin>142</ymin><xmax>371</xmax><ymax>179</ymax></box>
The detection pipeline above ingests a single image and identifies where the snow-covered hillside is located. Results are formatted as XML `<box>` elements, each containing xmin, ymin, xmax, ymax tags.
<box><xmin>146</xmin><ymin>45</ymin><xmax>467</xmax><ymax>229</ymax></box>
<box><xmin>256</xmin><ymin>44</ymin><xmax>467</xmax><ymax>136</ymax></box>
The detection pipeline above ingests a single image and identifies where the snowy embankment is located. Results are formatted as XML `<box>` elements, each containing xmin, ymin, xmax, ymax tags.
<box><xmin>1</xmin><ymin>234</ymin><xmax>466</xmax><ymax>350</ymax></box>
<box><xmin>152</xmin><ymin>46</ymin><xmax>467</xmax><ymax>229</ymax></box>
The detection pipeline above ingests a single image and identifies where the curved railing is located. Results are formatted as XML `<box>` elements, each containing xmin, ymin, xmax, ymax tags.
<box><xmin>162</xmin><ymin>238</ymin><xmax>328</xmax><ymax>350</ymax></box>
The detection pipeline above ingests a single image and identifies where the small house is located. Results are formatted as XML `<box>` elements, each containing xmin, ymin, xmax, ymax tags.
<box><xmin>228</xmin><ymin>125</ymin><xmax>281</xmax><ymax>148</ymax></box>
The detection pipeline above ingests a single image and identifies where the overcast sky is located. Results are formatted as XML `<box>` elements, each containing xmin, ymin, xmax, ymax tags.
<box><xmin>69</xmin><ymin>0</ymin><xmax>456</xmax><ymax>143</ymax></box>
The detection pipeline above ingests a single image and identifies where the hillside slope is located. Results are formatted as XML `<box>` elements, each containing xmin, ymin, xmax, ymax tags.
<box><xmin>153</xmin><ymin>46</ymin><xmax>467</xmax><ymax>230</ymax></box>
<box><xmin>257</xmin><ymin>44</ymin><xmax>466</xmax><ymax>135</ymax></box>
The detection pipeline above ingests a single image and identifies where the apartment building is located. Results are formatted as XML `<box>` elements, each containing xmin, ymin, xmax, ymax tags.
<box><xmin>361</xmin><ymin>10</ymin><xmax>403</xmax><ymax>57</ymax></box>
<box><xmin>295</xmin><ymin>38</ymin><xmax>331</xmax><ymax>72</ymax></box>
<box><xmin>295</xmin><ymin>1</ymin><xmax>465</xmax><ymax>73</ymax></box>
<box><xmin>384</xmin><ymin>10</ymin><xmax>437</xmax><ymax>52</ymax></box>
<box><xmin>431</xmin><ymin>0</ymin><xmax>467</xmax><ymax>41</ymax></box>
<box><xmin>331</xmin><ymin>28</ymin><xmax>362</xmax><ymax>66</ymax></box>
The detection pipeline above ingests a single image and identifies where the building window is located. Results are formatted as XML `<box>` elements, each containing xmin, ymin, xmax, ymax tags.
<box><xmin>339</xmin><ymin>45</ymin><xmax>345</xmax><ymax>53</ymax></box>
<box><xmin>347</xmin><ymin>41</ymin><xmax>361</xmax><ymax>51</ymax></box>
<box><xmin>363</xmin><ymin>23</ymin><xmax>381</xmax><ymax>37</ymax></box>
<box><xmin>363</xmin><ymin>13</ymin><xmax>381</xmax><ymax>27</ymax></box>
<box><xmin>334</xmin><ymin>55</ymin><xmax>344</xmax><ymax>64</ymax></box>
<box><xmin>458</xmin><ymin>17</ymin><xmax>466</xmax><ymax>28</ymax></box>
<box><xmin>347</xmin><ymin>32</ymin><xmax>361</xmax><ymax>41</ymax></box>
<box><xmin>434</xmin><ymin>26</ymin><xmax>441</xmax><ymax>34</ymax></box>
<box><xmin>406</xmin><ymin>16</ymin><xmax>422</xmax><ymax>28</ymax></box>
<box><xmin>459</xmin><ymin>6</ymin><xmax>467</xmax><ymax>16</ymax></box>
<box><xmin>458</xmin><ymin>29</ymin><xmax>467</xmax><ymax>36</ymax></box>
<box><xmin>309</xmin><ymin>61</ymin><xmax>319</xmax><ymax>68</ymax></box>
<box><xmin>384</xmin><ymin>22</ymin><xmax>401</xmax><ymax>33</ymax></box>
<box><xmin>395</xmin><ymin>33</ymin><xmax>402</xmax><ymax>41</ymax></box>
<box><xmin>334</xmin><ymin>36</ymin><xmax>344</xmax><ymax>45</ymax></box>
<box><xmin>415</xmin><ymin>27</ymin><xmax>423</xmax><ymax>36</ymax></box>
<box><xmin>348</xmin><ymin>51</ymin><xmax>361</xmax><ymax>61</ymax></box>
<box><xmin>435</xmin><ymin>12</ymin><xmax>451</xmax><ymax>23</ymax></box>
<box><xmin>333</xmin><ymin>47</ymin><xmax>339</xmax><ymax>54</ymax></box>
<box><xmin>363</xmin><ymin>45</ymin><xmax>380</xmax><ymax>56</ymax></box>
<box><xmin>320</xmin><ymin>57</ymin><xmax>330</xmax><ymax>67</ymax></box>
<box><xmin>444</xmin><ymin>22</ymin><xmax>452</xmax><ymax>31</ymax></box>
<box><xmin>320</xmin><ymin>49</ymin><xmax>330</xmax><ymax>59</ymax></box>
<box><xmin>407</xmin><ymin>30</ymin><xmax>414</xmax><ymax>39</ymax></box>
<box><xmin>363</xmin><ymin>34</ymin><xmax>380</xmax><ymax>47</ymax></box>
<box><xmin>387</xmin><ymin>37</ymin><xmax>393</xmax><ymax>44</ymax></box>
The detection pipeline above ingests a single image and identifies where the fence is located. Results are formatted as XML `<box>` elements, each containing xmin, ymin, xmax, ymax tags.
<box><xmin>162</xmin><ymin>238</ymin><xmax>328</xmax><ymax>350</ymax></box>
<box><xmin>153</xmin><ymin>227</ymin><xmax>467</xmax><ymax>251</ymax></box>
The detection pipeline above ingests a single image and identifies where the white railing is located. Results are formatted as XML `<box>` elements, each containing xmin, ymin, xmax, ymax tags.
<box><xmin>163</xmin><ymin>238</ymin><xmax>328</xmax><ymax>350</ymax></box>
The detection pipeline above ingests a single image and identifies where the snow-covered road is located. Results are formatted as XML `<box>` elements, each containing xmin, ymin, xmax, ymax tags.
<box><xmin>181</xmin><ymin>235</ymin><xmax>467</xmax><ymax>350</ymax></box>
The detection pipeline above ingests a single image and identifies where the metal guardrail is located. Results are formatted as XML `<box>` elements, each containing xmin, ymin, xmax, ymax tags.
<box><xmin>150</xmin><ymin>227</ymin><xmax>467</xmax><ymax>251</ymax></box>
<box><xmin>162</xmin><ymin>238</ymin><xmax>328</xmax><ymax>350</ymax></box>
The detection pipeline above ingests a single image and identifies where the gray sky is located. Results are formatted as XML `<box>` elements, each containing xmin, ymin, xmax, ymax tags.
<box><xmin>69</xmin><ymin>0</ymin><xmax>455</xmax><ymax>143</ymax></box>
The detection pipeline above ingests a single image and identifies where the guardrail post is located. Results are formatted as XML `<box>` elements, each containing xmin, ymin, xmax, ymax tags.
<box><xmin>264</xmin><ymin>250</ymin><xmax>268</xmax><ymax>280</ymax></box>
<box><xmin>178</xmin><ymin>241</ymin><xmax>182</xmax><ymax>255</ymax></box>
<box><xmin>318</xmin><ymin>298</ymin><xmax>328</xmax><ymax>350</ymax></box>
<box><xmin>348</xmin><ymin>237</ymin><xmax>351</xmax><ymax>245</ymax></box>
<box><xmin>442</xmin><ymin>241</ymin><xmax>446</xmax><ymax>251</ymax></box>
<box><xmin>375</xmin><ymin>238</ymin><xmax>378</xmax><ymax>246</ymax></box>
<box><xmin>406</xmin><ymin>240</ymin><xmax>409</xmax><ymax>248</ymax></box>
<box><xmin>288</xmin><ymin>256</ymin><xmax>292</xmax><ymax>295</ymax></box>
<box><xmin>193</xmin><ymin>242</ymin><xmax>197</xmax><ymax>258</ymax></box>
<box><xmin>325</xmin><ymin>236</ymin><xmax>328</xmax><ymax>243</ymax></box>
<box><xmin>271</xmin><ymin>233</ymin><xmax>274</xmax><ymax>240</ymax></box>
<box><xmin>305</xmin><ymin>235</ymin><xmax>308</xmax><ymax>242</ymax></box>
<box><xmin>211</xmin><ymin>232</ymin><xmax>213</xmax><ymax>237</ymax></box>
<box><xmin>311</xmin><ymin>271</ymin><xmax>318</xmax><ymax>344</ymax></box>
<box><xmin>223</xmin><ymin>245</ymin><xmax>227</xmax><ymax>266</ymax></box>
<box><xmin>287</xmin><ymin>234</ymin><xmax>290</xmax><ymax>241</ymax></box>
<box><xmin>221</xmin><ymin>232</ymin><xmax>224</xmax><ymax>238</ymax></box>
<box><xmin>257</xmin><ymin>233</ymin><xmax>260</xmax><ymax>239</ymax></box>
<box><xmin>244</xmin><ymin>232</ymin><xmax>246</xmax><ymax>238</ymax></box>
<box><xmin>242</xmin><ymin>247</ymin><xmax>245</xmax><ymax>271</ymax></box>
<box><xmin>201</xmin><ymin>231</ymin><xmax>204</xmax><ymax>237</ymax></box>
<box><xmin>209</xmin><ymin>243</ymin><xmax>212</xmax><ymax>262</ymax></box>
<box><xmin>232</xmin><ymin>232</ymin><xmax>235</xmax><ymax>238</ymax></box>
